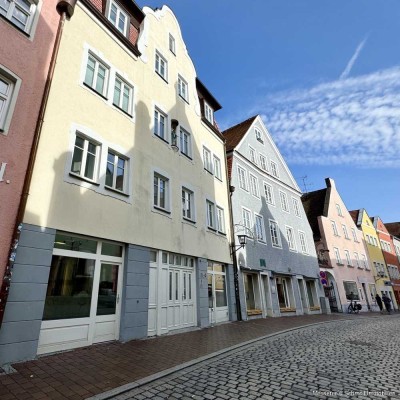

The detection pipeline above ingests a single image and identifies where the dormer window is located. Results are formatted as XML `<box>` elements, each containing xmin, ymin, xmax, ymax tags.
<box><xmin>108</xmin><ymin>0</ymin><xmax>129</xmax><ymax>36</ymax></box>
<box><xmin>204</xmin><ymin>101</ymin><xmax>213</xmax><ymax>124</ymax></box>
<box><xmin>255</xmin><ymin>128</ymin><xmax>263</xmax><ymax>143</ymax></box>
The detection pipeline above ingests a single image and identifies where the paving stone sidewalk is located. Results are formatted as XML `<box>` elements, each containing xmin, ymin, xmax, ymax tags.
<box><xmin>0</xmin><ymin>313</ymin><xmax>383</xmax><ymax>400</ymax></box>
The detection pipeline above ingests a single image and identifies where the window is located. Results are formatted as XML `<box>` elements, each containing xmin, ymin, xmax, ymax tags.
<box><xmin>299</xmin><ymin>231</ymin><xmax>308</xmax><ymax>253</ymax></box>
<box><xmin>249</xmin><ymin>174</ymin><xmax>259</xmax><ymax>197</ymax></box>
<box><xmin>242</xmin><ymin>208</ymin><xmax>252</xmax><ymax>231</ymax></box>
<box><xmin>373</xmin><ymin>237</ymin><xmax>378</xmax><ymax>246</ymax></box>
<box><xmin>182</xmin><ymin>187</ymin><xmax>194</xmax><ymax>221</ymax></box>
<box><xmin>264</xmin><ymin>183</ymin><xmax>274</xmax><ymax>204</ymax></box>
<box><xmin>154</xmin><ymin>108</ymin><xmax>167</xmax><ymax>141</ymax></box>
<box><xmin>108</xmin><ymin>0</ymin><xmax>128</xmax><ymax>35</ymax></box>
<box><xmin>0</xmin><ymin>0</ymin><xmax>37</xmax><ymax>33</ymax></box>
<box><xmin>0</xmin><ymin>71</ymin><xmax>18</xmax><ymax>133</ymax></box>
<box><xmin>153</xmin><ymin>173</ymin><xmax>169</xmax><ymax>211</ymax></box>
<box><xmin>342</xmin><ymin>224</ymin><xmax>349</xmax><ymax>239</ymax></box>
<box><xmin>343</xmin><ymin>281</ymin><xmax>359</xmax><ymax>300</ymax></box>
<box><xmin>238</xmin><ymin>166</ymin><xmax>248</xmax><ymax>190</ymax></box>
<box><xmin>216</xmin><ymin>207</ymin><xmax>225</xmax><ymax>234</ymax></box>
<box><xmin>333</xmin><ymin>247</ymin><xmax>342</xmax><ymax>265</ymax></box>
<box><xmin>331</xmin><ymin>221</ymin><xmax>339</xmax><ymax>236</ymax></box>
<box><xmin>84</xmin><ymin>54</ymin><xmax>109</xmax><ymax>97</ymax></box>
<box><xmin>255</xmin><ymin>128</ymin><xmax>263</xmax><ymax>143</ymax></box>
<box><xmin>249</xmin><ymin>146</ymin><xmax>256</xmax><ymax>164</ymax></box>
<box><xmin>203</xmin><ymin>147</ymin><xmax>213</xmax><ymax>172</ymax></box>
<box><xmin>206</xmin><ymin>200</ymin><xmax>216</xmax><ymax>229</ymax></box>
<box><xmin>259</xmin><ymin>154</ymin><xmax>267</xmax><ymax>170</ymax></box>
<box><xmin>204</xmin><ymin>101</ymin><xmax>213</xmax><ymax>124</ymax></box>
<box><xmin>270</xmin><ymin>161</ymin><xmax>278</xmax><ymax>177</ymax></box>
<box><xmin>179</xmin><ymin>128</ymin><xmax>191</xmax><ymax>157</ymax></box>
<box><xmin>344</xmin><ymin>250</ymin><xmax>352</xmax><ymax>266</ymax></box>
<box><xmin>351</xmin><ymin>228</ymin><xmax>358</xmax><ymax>242</ymax></box>
<box><xmin>213</xmin><ymin>155</ymin><xmax>222</xmax><ymax>180</ymax></box>
<box><xmin>113</xmin><ymin>76</ymin><xmax>133</xmax><ymax>115</ymax></box>
<box><xmin>71</xmin><ymin>134</ymin><xmax>99</xmax><ymax>181</ymax></box>
<box><xmin>269</xmin><ymin>220</ymin><xmax>281</xmax><ymax>247</ymax></box>
<box><xmin>106</xmin><ymin>151</ymin><xmax>126</xmax><ymax>192</ymax></box>
<box><xmin>155</xmin><ymin>51</ymin><xmax>167</xmax><ymax>80</ymax></box>
<box><xmin>255</xmin><ymin>214</ymin><xmax>265</xmax><ymax>242</ymax></box>
<box><xmin>292</xmin><ymin>198</ymin><xmax>301</xmax><ymax>217</ymax></box>
<box><xmin>178</xmin><ymin>75</ymin><xmax>188</xmax><ymax>102</ymax></box>
<box><xmin>169</xmin><ymin>33</ymin><xmax>176</xmax><ymax>54</ymax></box>
<box><xmin>354</xmin><ymin>253</ymin><xmax>361</xmax><ymax>268</ymax></box>
<box><xmin>362</xmin><ymin>254</ymin><xmax>369</xmax><ymax>269</ymax></box>
<box><xmin>286</xmin><ymin>226</ymin><xmax>296</xmax><ymax>251</ymax></box>
<box><xmin>279</xmin><ymin>191</ymin><xmax>289</xmax><ymax>212</ymax></box>
<box><xmin>336</xmin><ymin>204</ymin><xmax>343</xmax><ymax>216</ymax></box>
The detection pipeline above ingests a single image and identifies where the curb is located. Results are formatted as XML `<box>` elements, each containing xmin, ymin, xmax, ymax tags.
<box><xmin>86</xmin><ymin>316</ymin><xmax>380</xmax><ymax>400</ymax></box>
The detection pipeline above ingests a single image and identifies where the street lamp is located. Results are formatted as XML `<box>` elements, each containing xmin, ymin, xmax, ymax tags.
<box><xmin>231</xmin><ymin>234</ymin><xmax>248</xmax><ymax>255</ymax></box>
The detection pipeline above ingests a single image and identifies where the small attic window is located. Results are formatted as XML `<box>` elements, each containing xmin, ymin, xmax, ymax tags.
<box><xmin>204</xmin><ymin>101</ymin><xmax>214</xmax><ymax>124</ymax></box>
<box><xmin>255</xmin><ymin>128</ymin><xmax>263</xmax><ymax>144</ymax></box>
<box><xmin>169</xmin><ymin>33</ymin><xmax>176</xmax><ymax>55</ymax></box>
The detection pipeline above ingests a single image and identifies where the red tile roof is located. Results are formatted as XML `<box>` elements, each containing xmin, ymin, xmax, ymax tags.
<box><xmin>385</xmin><ymin>222</ymin><xmax>400</xmax><ymax>239</ymax></box>
<box><xmin>222</xmin><ymin>115</ymin><xmax>258</xmax><ymax>152</ymax></box>
<box><xmin>349</xmin><ymin>210</ymin><xmax>360</xmax><ymax>226</ymax></box>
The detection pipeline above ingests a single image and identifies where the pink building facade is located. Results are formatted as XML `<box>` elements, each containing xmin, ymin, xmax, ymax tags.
<box><xmin>302</xmin><ymin>178</ymin><xmax>378</xmax><ymax>313</ymax></box>
<box><xmin>0</xmin><ymin>0</ymin><xmax>60</xmax><ymax>314</ymax></box>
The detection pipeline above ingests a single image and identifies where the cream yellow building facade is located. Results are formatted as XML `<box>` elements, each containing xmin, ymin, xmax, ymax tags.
<box><xmin>0</xmin><ymin>2</ymin><xmax>235</xmax><ymax>364</ymax></box>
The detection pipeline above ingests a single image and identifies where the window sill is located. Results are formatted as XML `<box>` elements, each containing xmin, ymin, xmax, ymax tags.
<box><xmin>207</xmin><ymin>226</ymin><xmax>217</xmax><ymax>233</ymax></box>
<box><xmin>181</xmin><ymin>152</ymin><xmax>193</xmax><ymax>161</ymax></box>
<box><xmin>337</xmin><ymin>263</ymin><xmax>345</xmax><ymax>266</ymax></box>
<box><xmin>272</xmin><ymin>244</ymin><xmax>282</xmax><ymax>249</ymax></box>
<box><xmin>217</xmin><ymin>231</ymin><xmax>227</xmax><ymax>236</ymax></box>
<box><xmin>178</xmin><ymin>94</ymin><xmax>189</xmax><ymax>104</ymax></box>
<box><xmin>83</xmin><ymin>82</ymin><xmax>108</xmax><ymax>101</ymax></box>
<box><xmin>153</xmin><ymin>134</ymin><xmax>170</xmax><ymax>145</ymax></box>
<box><xmin>69</xmin><ymin>172</ymin><xmax>100</xmax><ymax>186</ymax></box>
<box><xmin>347</xmin><ymin>264</ymin><xmax>354</xmax><ymax>268</ymax></box>
<box><xmin>204</xmin><ymin>167</ymin><xmax>214</xmax><ymax>175</ymax></box>
<box><xmin>153</xmin><ymin>205</ymin><xmax>171</xmax><ymax>215</ymax></box>
<box><xmin>0</xmin><ymin>14</ymin><xmax>31</xmax><ymax>37</ymax></box>
<box><xmin>183</xmin><ymin>217</ymin><xmax>196</xmax><ymax>225</ymax></box>
<box><xmin>112</xmin><ymin>103</ymin><xmax>133</xmax><ymax>119</ymax></box>
<box><xmin>105</xmin><ymin>186</ymin><xmax>129</xmax><ymax>197</ymax></box>
<box><xmin>155</xmin><ymin>71</ymin><xmax>168</xmax><ymax>84</ymax></box>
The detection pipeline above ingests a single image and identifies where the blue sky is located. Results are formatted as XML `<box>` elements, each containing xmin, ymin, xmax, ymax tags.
<box><xmin>138</xmin><ymin>1</ymin><xmax>400</xmax><ymax>222</ymax></box>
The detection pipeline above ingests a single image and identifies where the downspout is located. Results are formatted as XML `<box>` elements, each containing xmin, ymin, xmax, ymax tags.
<box><xmin>225</xmin><ymin>153</ymin><xmax>242</xmax><ymax>321</ymax></box>
<box><xmin>0</xmin><ymin>0</ymin><xmax>77</xmax><ymax>326</ymax></box>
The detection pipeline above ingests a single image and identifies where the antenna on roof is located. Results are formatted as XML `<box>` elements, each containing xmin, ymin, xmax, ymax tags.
<box><xmin>300</xmin><ymin>175</ymin><xmax>312</xmax><ymax>194</ymax></box>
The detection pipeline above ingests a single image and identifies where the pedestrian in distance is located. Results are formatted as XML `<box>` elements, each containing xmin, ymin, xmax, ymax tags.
<box><xmin>375</xmin><ymin>294</ymin><xmax>384</xmax><ymax>314</ymax></box>
<box><xmin>381</xmin><ymin>293</ymin><xmax>392</xmax><ymax>314</ymax></box>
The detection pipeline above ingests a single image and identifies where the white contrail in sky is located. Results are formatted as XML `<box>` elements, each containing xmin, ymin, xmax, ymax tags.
<box><xmin>340</xmin><ymin>36</ymin><xmax>368</xmax><ymax>80</ymax></box>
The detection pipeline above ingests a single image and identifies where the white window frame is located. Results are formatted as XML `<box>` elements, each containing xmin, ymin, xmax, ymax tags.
<box><xmin>344</xmin><ymin>250</ymin><xmax>352</xmax><ymax>267</ymax></box>
<box><xmin>279</xmin><ymin>191</ymin><xmax>289</xmax><ymax>213</ymax></box>
<box><xmin>237</xmin><ymin>166</ymin><xmax>248</xmax><ymax>191</ymax></box>
<box><xmin>334</xmin><ymin>247</ymin><xmax>343</xmax><ymax>265</ymax></box>
<box><xmin>264</xmin><ymin>182</ymin><xmax>274</xmax><ymax>205</ymax></box>
<box><xmin>336</xmin><ymin>204</ymin><xmax>343</xmax><ymax>216</ymax></box>
<box><xmin>299</xmin><ymin>231</ymin><xmax>308</xmax><ymax>254</ymax></box>
<box><xmin>351</xmin><ymin>228</ymin><xmax>358</xmax><ymax>242</ymax></box>
<box><xmin>269</xmin><ymin>220</ymin><xmax>281</xmax><ymax>248</ymax></box>
<box><xmin>203</xmin><ymin>146</ymin><xmax>213</xmax><ymax>173</ymax></box>
<box><xmin>155</xmin><ymin>50</ymin><xmax>168</xmax><ymax>81</ymax></box>
<box><xmin>206</xmin><ymin>200</ymin><xmax>216</xmax><ymax>230</ymax></box>
<box><xmin>249</xmin><ymin>173</ymin><xmax>260</xmax><ymax>198</ymax></box>
<box><xmin>178</xmin><ymin>75</ymin><xmax>188</xmax><ymax>102</ymax></box>
<box><xmin>255</xmin><ymin>128</ymin><xmax>263</xmax><ymax>143</ymax></box>
<box><xmin>259</xmin><ymin>154</ymin><xmax>267</xmax><ymax>171</ymax></box>
<box><xmin>0</xmin><ymin>67</ymin><xmax>20</xmax><ymax>135</ymax></box>
<box><xmin>362</xmin><ymin>254</ymin><xmax>369</xmax><ymax>269</ymax></box>
<box><xmin>179</xmin><ymin>127</ymin><xmax>192</xmax><ymax>158</ymax></box>
<box><xmin>113</xmin><ymin>75</ymin><xmax>133</xmax><ymax>116</ymax></box>
<box><xmin>154</xmin><ymin>108</ymin><xmax>168</xmax><ymax>142</ymax></box>
<box><xmin>342</xmin><ymin>224</ymin><xmax>349</xmax><ymax>239</ymax></box>
<box><xmin>204</xmin><ymin>101</ymin><xmax>214</xmax><ymax>124</ymax></box>
<box><xmin>153</xmin><ymin>172</ymin><xmax>170</xmax><ymax>212</ymax></box>
<box><xmin>105</xmin><ymin>150</ymin><xmax>127</xmax><ymax>193</ymax></box>
<box><xmin>292</xmin><ymin>197</ymin><xmax>301</xmax><ymax>217</ymax></box>
<box><xmin>70</xmin><ymin>133</ymin><xmax>100</xmax><ymax>183</ymax></box>
<box><xmin>249</xmin><ymin>145</ymin><xmax>257</xmax><ymax>164</ymax></box>
<box><xmin>107</xmin><ymin>0</ymin><xmax>129</xmax><ymax>35</ymax></box>
<box><xmin>84</xmin><ymin>53</ymin><xmax>110</xmax><ymax>98</ymax></box>
<box><xmin>354</xmin><ymin>253</ymin><xmax>361</xmax><ymax>269</ymax></box>
<box><xmin>213</xmin><ymin>155</ymin><xmax>222</xmax><ymax>180</ymax></box>
<box><xmin>331</xmin><ymin>220</ymin><xmax>339</xmax><ymax>236</ymax></box>
<box><xmin>254</xmin><ymin>213</ymin><xmax>266</xmax><ymax>243</ymax></box>
<box><xmin>169</xmin><ymin>33</ymin><xmax>176</xmax><ymax>55</ymax></box>
<box><xmin>270</xmin><ymin>161</ymin><xmax>278</xmax><ymax>177</ymax></box>
<box><xmin>0</xmin><ymin>0</ymin><xmax>37</xmax><ymax>34</ymax></box>
<box><xmin>182</xmin><ymin>187</ymin><xmax>195</xmax><ymax>222</ymax></box>
<box><xmin>216</xmin><ymin>206</ymin><xmax>225</xmax><ymax>234</ymax></box>
<box><xmin>242</xmin><ymin>207</ymin><xmax>252</xmax><ymax>232</ymax></box>
<box><xmin>285</xmin><ymin>226</ymin><xmax>296</xmax><ymax>251</ymax></box>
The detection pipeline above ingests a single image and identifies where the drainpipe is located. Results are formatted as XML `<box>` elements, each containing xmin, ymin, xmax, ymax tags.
<box><xmin>0</xmin><ymin>0</ymin><xmax>77</xmax><ymax>326</ymax></box>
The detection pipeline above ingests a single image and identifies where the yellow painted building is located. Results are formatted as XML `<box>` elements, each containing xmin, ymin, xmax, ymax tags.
<box><xmin>1</xmin><ymin>1</ymin><xmax>234</xmax><ymax>364</ymax></box>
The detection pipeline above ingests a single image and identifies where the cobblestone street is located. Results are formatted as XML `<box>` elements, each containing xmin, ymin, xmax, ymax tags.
<box><xmin>110</xmin><ymin>316</ymin><xmax>400</xmax><ymax>400</ymax></box>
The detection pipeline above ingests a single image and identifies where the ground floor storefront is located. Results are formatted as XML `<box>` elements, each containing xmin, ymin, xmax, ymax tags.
<box><xmin>0</xmin><ymin>225</ymin><xmax>236</xmax><ymax>365</ymax></box>
<box><xmin>239</xmin><ymin>268</ymin><xmax>322</xmax><ymax>320</ymax></box>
